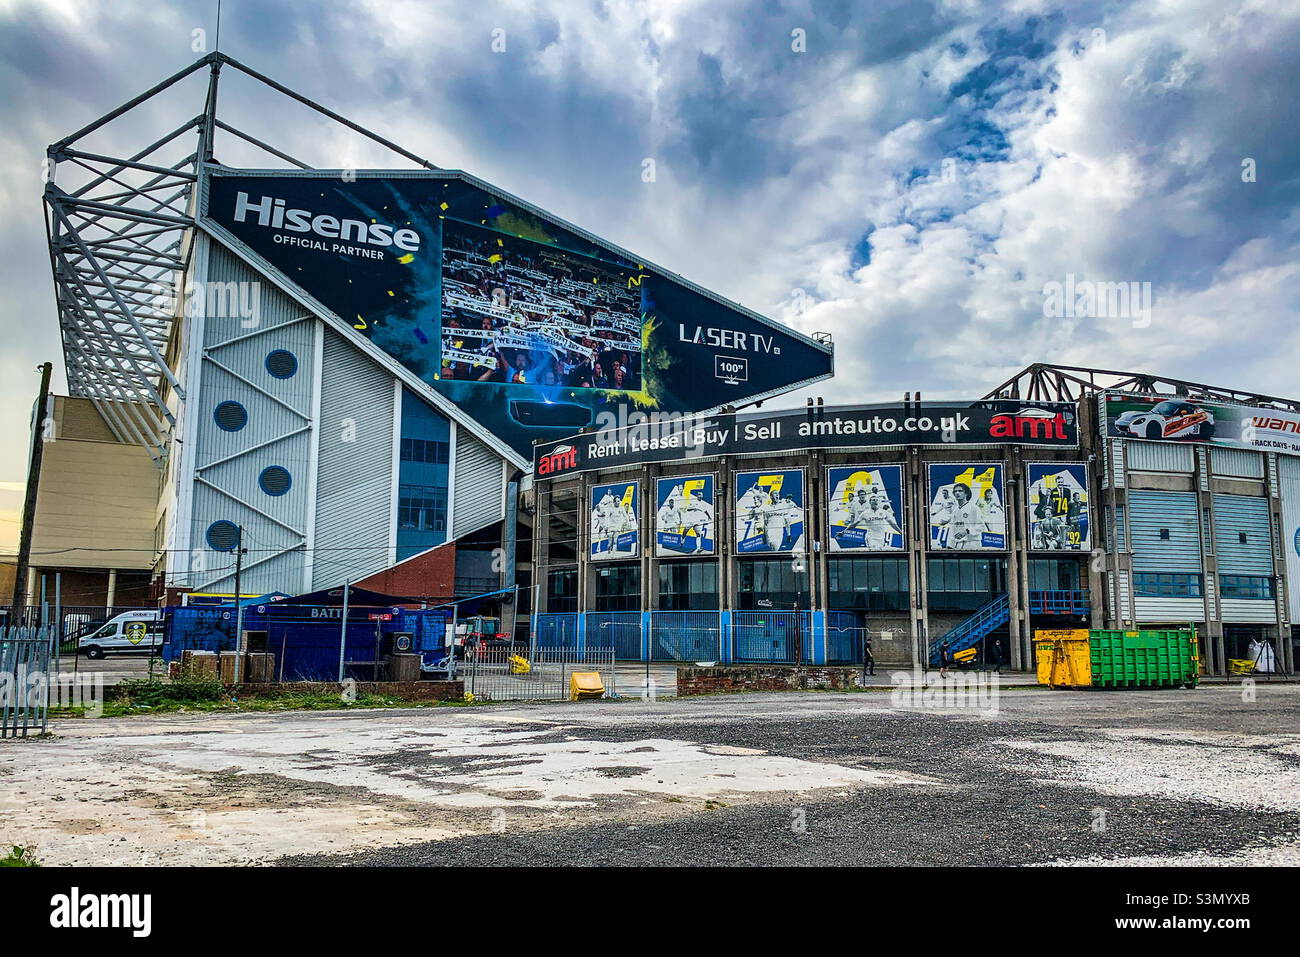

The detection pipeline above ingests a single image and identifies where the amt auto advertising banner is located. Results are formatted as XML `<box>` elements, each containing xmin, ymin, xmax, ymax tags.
<box><xmin>1027</xmin><ymin>463</ymin><xmax>1091</xmax><ymax>551</ymax></box>
<box><xmin>590</xmin><ymin>481</ymin><xmax>639</xmax><ymax>560</ymax></box>
<box><xmin>532</xmin><ymin>399</ymin><xmax>1078</xmax><ymax>476</ymax></box>
<box><xmin>203</xmin><ymin>171</ymin><xmax>833</xmax><ymax>460</ymax></box>
<box><xmin>654</xmin><ymin>475</ymin><xmax>715</xmax><ymax>557</ymax></box>
<box><xmin>827</xmin><ymin>465</ymin><xmax>905</xmax><ymax>551</ymax></box>
<box><xmin>734</xmin><ymin>469</ymin><xmax>805</xmax><ymax>553</ymax></box>
<box><xmin>927</xmin><ymin>464</ymin><xmax>1006</xmax><ymax>550</ymax></box>
<box><xmin>1103</xmin><ymin>393</ymin><xmax>1300</xmax><ymax>457</ymax></box>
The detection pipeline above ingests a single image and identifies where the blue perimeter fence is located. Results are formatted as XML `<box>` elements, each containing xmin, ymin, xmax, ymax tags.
<box><xmin>534</xmin><ymin>611</ymin><xmax>866</xmax><ymax>665</ymax></box>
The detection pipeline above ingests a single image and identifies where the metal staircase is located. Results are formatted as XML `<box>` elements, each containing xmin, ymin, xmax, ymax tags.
<box><xmin>929</xmin><ymin>593</ymin><xmax>1010</xmax><ymax>666</ymax></box>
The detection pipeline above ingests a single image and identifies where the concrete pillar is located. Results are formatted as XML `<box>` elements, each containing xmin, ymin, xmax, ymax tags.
<box><xmin>106</xmin><ymin>568</ymin><xmax>118</xmax><ymax>608</ymax></box>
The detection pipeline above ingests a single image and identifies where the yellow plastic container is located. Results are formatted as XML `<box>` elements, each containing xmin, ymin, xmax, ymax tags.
<box><xmin>569</xmin><ymin>671</ymin><xmax>605</xmax><ymax>700</ymax></box>
<box><xmin>509</xmin><ymin>654</ymin><xmax>531</xmax><ymax>675</ymax></box>
<box><xmin>1034</xmin><ymin>629</ymin><xmax>1093</xmax><ymax>688</ymax></box>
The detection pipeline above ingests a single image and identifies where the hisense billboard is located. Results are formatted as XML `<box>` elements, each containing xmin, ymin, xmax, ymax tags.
<box><xmin>201</xmin><ymin>170</ymin><xmax>834</xmax><ymax>458</ymax></box>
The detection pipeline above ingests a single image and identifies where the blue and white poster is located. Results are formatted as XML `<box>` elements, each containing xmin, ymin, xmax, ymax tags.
<box><xmin>1027</xmin><ymin>463</ymin><xmax>1090</xmax><ymax>551</ymax></box>
<box><xmin>655</xmin><ymin>475</ymin><xmax>715</xmax><ymax>557</ymax></box>
<box><xmin>827</xmin><ymin>465</ymin><xmax>905</xmax><ymax>551</ymax></box>
<box><xmin>590</xmin><ymin>481</ymin><xmax>639</xmax><ymax>560</ymax></box>
<box><xmin>734</xmin><ymin>469</ymin><xmax>805</xmax><ymax>553</ymax></box>
<box><xmin>927</xmin><ymin>464</ymin><xmax>1006</xmax><ymax>550</ymax></box>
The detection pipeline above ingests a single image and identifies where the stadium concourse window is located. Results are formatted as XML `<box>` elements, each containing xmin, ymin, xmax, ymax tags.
<box><xmin>595</xmin><ymin>562</ymin><xmax>641</xmax><ymax>612</ymax></box>
<box><xmin>1220</xmin><ymin>575</ymin><xmax>1275</xmax><ymax>599</ymax></box>
<box><xmin>1133</xmin><ymin>572</ymin><xmax>1203</xmax><ymax>597</ymax></box>
<box><xmin>827</xmin><ymin>558</ymin><xmax>909</xmax><ymax>611</ymax></box>
<box><xmin>547</xmin><ymin>567</ymin><xmax>578</xmax><ymax>612</ymax></box>
<box><xmin>397</xmin><ymin>485</ymin><xmax>447</xmax><ymax>533</ymax></box>
<box><xmin>735</xmin><ymin>558</ymin><xmax>804</xmax><ymax>609</ymax></box>
<box><xmin>546</xmin><ymin>485</ymin><xmax>580</xmax><ymax>562</ymax></box>
<box><xmin>926</xmin><ymin>557</ymin><xmax>1006</xmax><ymax>612</ymax></box>
<box><xmin>658</xmin><ymin>561</ymin><xmax>718</xmax><ymax>610</ymax></box>
<box><xmin>1027</xmin><ymin>559</ymin><xmax>1082</xmax><ymax>591</ymax></box>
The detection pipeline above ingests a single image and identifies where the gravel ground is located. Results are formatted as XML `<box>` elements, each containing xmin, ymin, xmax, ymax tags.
<box><xmin>9</xmin><ymin>683</ymin><xmax>1300</xmax><ymax>866</ymax></box>
<box><xmin>280</xmin><ymin>685</ymin><xmax>1300</xmax><ymax>866</ymax></box>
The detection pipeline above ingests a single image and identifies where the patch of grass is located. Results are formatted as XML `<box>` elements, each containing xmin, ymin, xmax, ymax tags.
<box><xmin>0</xmin><ymin>846</ymin><xmax>40</xmax><ymax>867</ymax></box>
<box><xmin>53</xmin><ymin>680</ymin><xmax>477</xmax><ymax>718</ymax></box>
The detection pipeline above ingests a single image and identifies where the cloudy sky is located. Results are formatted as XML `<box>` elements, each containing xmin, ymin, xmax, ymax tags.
<box><xmin>1</xmin><ymin>0</ymin><xmax>1297</xmax><ymax>548</ymax></box>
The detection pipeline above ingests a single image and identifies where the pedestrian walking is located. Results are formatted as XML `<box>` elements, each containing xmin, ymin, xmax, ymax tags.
<box><xmin>862</xmin><ymin>635</ymin><xmax>876</xmax><ymax>677</ymax></box>
<box><xmin>989</xmin><ymin>638</ymin><xmax>1004</xmax><ymax>674</ymax></box>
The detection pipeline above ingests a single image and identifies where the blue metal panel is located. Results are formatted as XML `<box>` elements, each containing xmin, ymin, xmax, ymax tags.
<box><xmin>586</xmin><ymin>611</ymin><xmax>641</xmax><ymax>657</ymax></box>
<box><xmin>731</xmin><ymin>611</ymin><xmax>809</xmax><ymax>663</ymax></box>
<box><xmin>1212</xmin><ymin>493</ymin><xmax>1273</xmax><ymax>575</ymax></box>
<box><xmin>534</xmin><ymin>613</ymin><xmax>579</xmax><ymax>648</ymax></box>
<box><xmin>650</xmin><ymin>611</ymin><xmax>722</xmax><ymax>661</ymax></box>
<box><xmin>1128</xmin><ymin>490</ymin><xmax>1202</xmax><ymax>572</ymax></box>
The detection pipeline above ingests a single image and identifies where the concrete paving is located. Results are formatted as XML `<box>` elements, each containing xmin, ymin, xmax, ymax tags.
<box><xmin>3</xmin><ymin>683</ymin><xmax>1299</xmax><ymax>866</ymax></box>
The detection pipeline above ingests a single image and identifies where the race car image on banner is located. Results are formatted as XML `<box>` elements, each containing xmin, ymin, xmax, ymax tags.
<box><xmin>440</xmin><ymin>220</ymin><xmax>643</xmax><ymax>390</ymax></box>
<box><xmin>1027</xmin><ymin>463</ymin><xmax>1091</xmax><ymax>551</ymax></box>
<box><xmin>927</xmin><ymin>464</ymin><xmax>1006</xmax><ymax>550</ymax></box>
<box><xmin>654</xmin><ymin>475</ymin><xmax>715</xmax><ymax>557</ymax></box>
<box><xmin>735</xmin><ymin>470</ymin><xmax>805</xmax><ymax>553</ymax></box>
<box><xmin>1108</xmin><ymin>397</ymin><xmax>1215</xmax><ymax>441</ymax></box>
<box><xmin>590</xmin><ymin>482</ymin><xmax>639</xmax><ymax>560</ymax></box>
<box><xmin>827</xmin><ymin>465</ymin><xmax>905</xmax><ymax>551</ymax></box>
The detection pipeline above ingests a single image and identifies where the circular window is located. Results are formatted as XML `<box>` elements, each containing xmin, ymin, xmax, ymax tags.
<box><xmin>258</xmin><ymin>465</ymin><xmax>292</xmax><ymax>497</ymax></box>
<box><xmin>213</xmin><ymin>401</ymin><xmax>248</xmax><ymax>432</ymax></box>
<box><xmin>265</xmin><ymin>349</ymin><xmax>298</xmax><ymax>379</ymax></box>
<box><xmin>205</xmin><ymin>520</ymin><xmax>241</xmax><ymax>552</ymax></box>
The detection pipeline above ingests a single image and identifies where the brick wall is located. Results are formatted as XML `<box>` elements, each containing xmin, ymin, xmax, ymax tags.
<box><xmin>677</xmin><ymin>665</ymin><xmax>870</xmax><ymax>696</ymax></box>
<box><xmin>356</xmin><ymin>541</ymin><xmax>457</xmax><ymax>601</ymax></box>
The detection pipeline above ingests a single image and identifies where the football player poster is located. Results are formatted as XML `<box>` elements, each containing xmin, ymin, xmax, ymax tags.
<box><xmin>590</xmin><ymin>481</ymin><xmax>639</xmax><ymax>560</ymax></box>
<box><xmin>1027</xmin><ymin>463</ymin><xmax>1090</xmax><ymax>551</ymax></box>
<box><xmin>927</xmin><ymin>464</ymin><xmax>1006</xmax><ymax>550</ymax></box>
<box><xmin>735</xmin><ymin>469</ymin><xmax>805</xmax><ymax>553</ymax></box>
<box><xmin>827</xmin><ymin>465</ymin><xmax>905</xmax><ymax>551</ymax></box>
<box><xmin>655</xmin><ymin>475</ymin><xmax>716</xmax><ymax>557</ymax></box>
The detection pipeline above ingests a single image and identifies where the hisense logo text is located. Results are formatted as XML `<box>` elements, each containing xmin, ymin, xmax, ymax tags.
<box><xmin>233</xmin><ymin>192</ymin><xmax>421</xmax><ymax>252</ymax></box>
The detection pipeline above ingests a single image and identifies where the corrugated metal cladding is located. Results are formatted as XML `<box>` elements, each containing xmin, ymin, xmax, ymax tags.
<box><xmin>190</xmin><ymin>242</ymin><xmax>314</xmax><ymax>594</ymax></box>
<box><xmin>1211</xmin><ymin>493</ymin><xmax>1273</xmax><ymax>575</ymax></box>
<box><xmin>1281</xmin><ymin>456</ymin><xmax>1300</xmax><ymax>622</ymax></box>
<box><xmin>1135</xmin><ymin>596</ymin><xmax>1206</xmax><ymax>622</ymax></box>
<box><xmin>1128</xmin><ymin>490</ymin><xmax>1202</xmax><ymax>572</ymax></box>
<box><xmin>1211</xmin><ymin>447</ymin><xmax>1264</xmax><ymax>478</ymax></box>
<box><xmin>1110</xmin><ymin>439</ymin><xmax>1125</xmax><ymax>487</ymax></box>
<box><xmin>1127</xmin><ymin>440</ymin><xmax>1194</xmax><ymax>473</ymax></box>
<box><xmin>452</xmin><ymin>427</ymin><xmax>505</xmax><ymax>539</ymax></box>
<box><xmin>1220</xmin><ymin>598</ymin><xmax>1277</xmax><ymax>624</ymax></box>
<box><xmin>312</xmin><ymin>328</ymin><xmax>394</xmax><ymax>589</ymax></box>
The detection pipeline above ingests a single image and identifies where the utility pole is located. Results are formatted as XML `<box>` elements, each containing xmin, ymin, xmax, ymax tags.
<box><xmin>232</xmin><ymin>526</ymin><xmax>245</xmax><ymax>684</ymax></box>
<box><xmin>12</xmin><ymin>362</ymin><xmax>54</xmax><ymax>616</ymax></box>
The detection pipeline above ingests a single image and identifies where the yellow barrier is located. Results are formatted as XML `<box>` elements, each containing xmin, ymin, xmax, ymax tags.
<box><xmin>509</xmin><ymin>654</ymin><xmax>531</xmax><ymax>675</ymax></box>
<box><xmin>569</xmin><ymin>671</ymin><xmax>605</xmax><ymax>700</ymax></box>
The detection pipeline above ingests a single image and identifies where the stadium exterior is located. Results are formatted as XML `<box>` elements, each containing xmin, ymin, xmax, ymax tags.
<box><xmin>26</xmin><ymin>54</ymin><xmax>1300</xmax><ymax>678</ymax></box>
<box><xmin>530</xmin><ymin>369</ymin><xmax>1300</xmax><ymax>676</ymax></box>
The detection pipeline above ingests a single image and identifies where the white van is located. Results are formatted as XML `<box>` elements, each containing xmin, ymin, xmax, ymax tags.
<box><xmin>77</xmin><ymin>610</ymin><xmax>164</xmax><ymax>659</ymax></box>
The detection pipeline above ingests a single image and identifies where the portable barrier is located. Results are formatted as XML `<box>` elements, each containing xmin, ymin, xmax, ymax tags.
<box><xmin>1</xmin><ymin>627</ymin><xmax>53</xmax><ymax>738</ymax></box>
